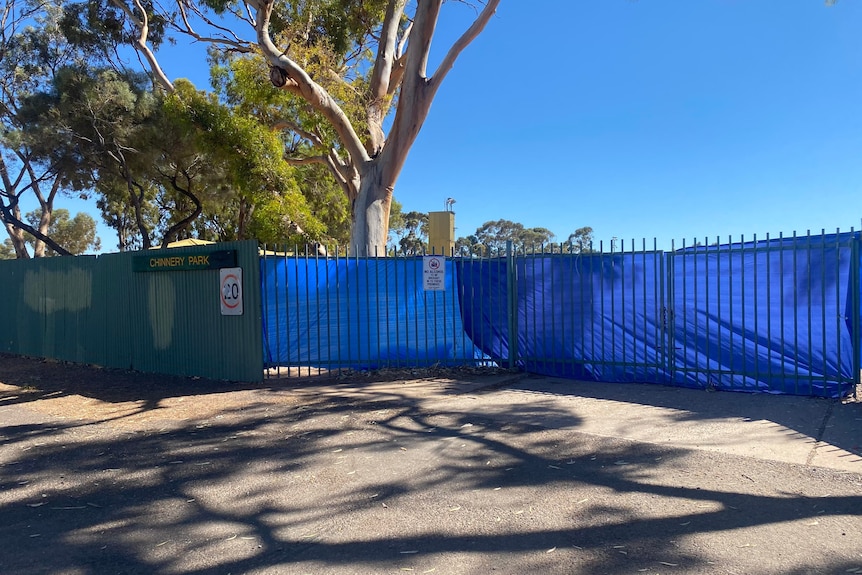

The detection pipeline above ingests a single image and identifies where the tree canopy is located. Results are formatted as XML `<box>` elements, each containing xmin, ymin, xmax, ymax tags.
<box><xmin>94</xmin><ymin>0</ymin><xmax>501</xmax><ymax>254</ymax></box>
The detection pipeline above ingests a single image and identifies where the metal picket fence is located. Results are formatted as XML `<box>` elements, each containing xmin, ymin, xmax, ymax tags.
<box><xmin>261</xmin><ymin>230</ymin><xmax>861</xmax><ymax>398</ymax></box>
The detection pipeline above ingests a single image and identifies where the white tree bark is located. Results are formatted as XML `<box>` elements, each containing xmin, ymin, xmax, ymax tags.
<box><xmin>121</xmin><ymin>0</ymin><xmax>501</xmax><ymax>255</ymax></box>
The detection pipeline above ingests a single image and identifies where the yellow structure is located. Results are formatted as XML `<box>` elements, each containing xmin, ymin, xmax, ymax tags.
<box><xmin>427</xmin><ymin>211</ymin><xmax>455</xmax><ymax>256</ymax></box>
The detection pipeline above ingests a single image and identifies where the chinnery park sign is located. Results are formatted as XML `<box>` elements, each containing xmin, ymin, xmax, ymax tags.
<box><xmin>132</xmin><ymin>250</ymin><xmax>237</xmax><ymax>272</ymax></box>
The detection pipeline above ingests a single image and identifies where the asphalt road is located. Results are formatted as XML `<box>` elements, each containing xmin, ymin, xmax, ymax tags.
<box><xmin>1</xmin><ymin>359</ymin><xmax>861</xmax><ymax>575</ymax></box>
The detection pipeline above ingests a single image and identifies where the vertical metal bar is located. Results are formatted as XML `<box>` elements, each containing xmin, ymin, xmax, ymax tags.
<box><xmin>589</xmin><ymin>244</ymin><xmax>596</xmax><ymax>379</ymax></box>
<box><xmin>677</xmin><ymin>240</ymin><xmax>686</xmax><ymax>384</ymax></box>
<box><xmin>364</xmin><ymin>249</ymin><xmax>372</xmax><ymax>367</ymax></box>
<box><xmin>620</xmin><ymin>239</ymin><xmax>635</xmax><ymax>381</ymax></box>
<box><xmin>452</xmin><ymin>254</ymin><xmax>464</xmax><ymax>365</ymax></box>
<box><xmin>260</xmin><ymin>246</ymin><xmax>269</xmax><ymax>378</ymax></box>
<box><xmin>323</xmin><ymin>247</ymin><xmax>332</xmax><ymax>376</ymax></box>
<box><xmin>272</xmin><ymin>246</ymin><xmax>282</xmax><ymax>378</ymax></box>
<box><xmin>793</xmin><ymin>231</ymin><xmax>800</xmax><ymax>394</ymax></box>
<box><xmin>304</xmin><ymin>244</ymin><xmax>320</xmax><ymax>375</ymax></box>
<box><xmin>766</xmin><ymin>234</ymin><xmax>772</xmax><ymax>390</ymax></box>
<box><xmin>293</xmin><ymin>247</ymin><xmax>301</xmax><ymax>376</ymax></box>
<box><xmin>273</xmin><ymin>248</ymin><xmax>290</xmax><ymax>377</ymax></box>
<box><xmin>713</xmin><ymin>236</ymin><xmax>722</xmax><ymax>388</ymax></box>
<box><xmin>375</xmin><ymin>246</ymin><xmax>383</xmax><ymax>368</ymax></box>
<box><xmin>780</xmin><ymin>232</ymin><xmax>787</xmax><ymax>393</ymax></box>
<box><xmin>284</xmin><ymin>246</ymin><xmax>292</xmax><ymax>378</ymax></box>
<box><xmin>335</xmin><ymin>246</ymin><xmax>342</xmax><ymax>375</ymax></box>
<box><xmin>610</xmin><ymin>241</ymin><xmax>616</xmax><ymax>379</ymax></box>
<box><xmin>821</xmin><ymin>230</ymin><xmax>828</xmax><ymax>395</ymax></box>
<box><xmin>531</xmin><ymin>245</ymin><xmax>538</xmax><ymax>373</ymax></box>
<box><xmin>661</xmin><ymin>240</ymin><xmax>677</xmax><ymax>385</ymax></box>
<box><xmin>642</xmin><ymin>239</ymin><xmax>648</xmax><ymax>381</ymax></box>
<box><xmin>480</xmin><ymin>249</ymin><xmax>489</xmax><ymax>364</ymax></box>
<box><xmin>600</xmin><ymin>241</ymin><xmax>606</xmax><ymax>379</ymax></box>
<box><xmin>409</xmin><ymin>251</ymin><xmax>418</xmax><ymax>369</ymax></box>
<box><xmin>834</xmin><ymin>231</ymin><xmax>844</xmax><ymax>396</ymax></box>
<box><xmin>753</xmin><ymin>234</ymin><xmax>760</xmax><ymax>388</ymax></box>
<box><xmin>434</xmin><ymin>257</ymin><xmax>441</xmax><ymax>365</ymax></box>
<box><xmin>423</xmin><ymin>251</ymin><xmax>430</xmax><ymax>367</ymax></box>
<box><xmin>688</xmin><ymin>238</ymin><xmax>694</xmax><ymax>386</ymax></box>
<box><xmin>550</xmin><ymin>245</ymin><xmax>557</xmax><ymax>374</ymax></box>
<box><xmin>652</xmin><ymin>241</ymin><xmax>669</xmax><ymax>383</ymax></box>
<box><xmin>740</xmin><ymin>235</ymin><xmax>746</xmax><ymax>389</ymax></box>
<box><xmin>631</xmin><ymin>239</ymin><xmax>638</xmax><ymax>378</ymax></box>
<box><xmin>345</xmin><ymin>246</ymin><xmax>353</xmax><ymax>370</ymax></box>
<box><xmin>703</xmin><ymin>238</ymin><xmax>710</xmax><ymax>387</ymax></box>
<box><xmin>313</xmin><ymin>246</ymin><xmax>321</xmax><ymax>376</ymax></box>
<box><xmin>506</xmin><ymin>240</ymin><xmax>517</xmax><ymax>369</ymax></box>
<box><xmin>569</xmin><ymin>243</ymin><xmax>577</xmax><ymax>378</ymax></box>
<box><xmin>852</xmin><ymin>229</ymin><xmax>861</xmax><ymax>395</ymax></box>
<box><xmin>806</xmin><ymin>231</ymin><xmax>814</xmax><ymax>394</ymax></box>
<box><xmin>725</xmin><ymin>235</ymin><xmax>733</xmax><ymax>388</ymax></box>
<box><xmin>392</xmin><ymin>251</ymin><xmax>400</xmax><ymax>366</ymax></box>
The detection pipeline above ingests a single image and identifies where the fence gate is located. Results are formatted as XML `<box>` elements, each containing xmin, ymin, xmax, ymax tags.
<box><xmin>665</xmin><ymin>233</ymin><xmax>858</xmax><ymax>397</ymax></box>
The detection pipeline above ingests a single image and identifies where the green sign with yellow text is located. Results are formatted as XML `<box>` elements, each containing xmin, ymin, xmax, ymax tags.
<box><xmin>133</xmin><ymin>250</ymin><xmax>237</xmax><ymax>272</ymax></box>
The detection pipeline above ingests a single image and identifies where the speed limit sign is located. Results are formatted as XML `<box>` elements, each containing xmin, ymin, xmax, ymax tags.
<box><xmin>220</xmin><ymin>267</ymin><xmax>243</xmax><ymax>315</ymax></box>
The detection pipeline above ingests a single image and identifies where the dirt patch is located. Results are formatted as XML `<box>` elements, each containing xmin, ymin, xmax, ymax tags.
<box><xmin>0</xmin><ymin>354</ymin><xmax>514</xmax><ymax>430</ymax></box>
<box><xmin>0</xmin><ymin>354</ymin><xmax>302</xmax><ymax>429</ymax></box>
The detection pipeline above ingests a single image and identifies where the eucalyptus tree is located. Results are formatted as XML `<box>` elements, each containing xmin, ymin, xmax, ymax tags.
<box><xmin>24</xmin><ymin>208</ymin><xmax>100</xmax><ymax>255</ymax></box>
<box><xmin>566</xmin><ymin>226</ymin><xmax>594</xmax><ymax>254</ymax></box>
<box><xmin>389</xmin><ymin>209</ymin><xmax>428</xmax><ymax>255</ymax></box>
<box><xmin>0</xmin><ymin>0</ymin><xmax>81</xmax><ymax>257</ymax></box>
<box><xmin>98</xmin><ymin>0</ymin><xmax>500</xmax><ymax>255</ymax></box>
<box><xmin>469</xmin><ymin>219</ymin><xmax>556</xmax><ymax>256</ymax></box>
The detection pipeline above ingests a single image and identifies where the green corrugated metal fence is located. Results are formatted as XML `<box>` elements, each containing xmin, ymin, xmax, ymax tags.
<box><xmin>0</xmin><ymin>240</ymin><xmax>262</xmax><ymax>382</ymax></box>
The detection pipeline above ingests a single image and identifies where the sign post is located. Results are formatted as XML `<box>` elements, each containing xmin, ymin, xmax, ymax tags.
<box><xmin>422</xmin><ymin>256</ymin><xmax>446</xmax><ymax>291</ymax></box>
<box><xmin>220</xmin><ymin>268</ymin><xmax>243</xmax><ymax>315</ymax></box>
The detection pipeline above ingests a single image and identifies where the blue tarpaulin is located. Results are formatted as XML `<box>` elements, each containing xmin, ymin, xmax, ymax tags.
<box><xmin>456</xmin><ymin>233</ymin><xmax>858</xmax><ymax>397</ymax></box>
<box><xmin>457</xmin><ymin>253</ymin><xmax>667</xmax><ymax>383</ymax></box>
<box><xmin>261</xmin><ymin>256</ymin><xmax>484</xmax><ymax>369</ymax></box>
<box><xmin>260</xmin><ymin>232</ymin><xmax>858</xmax><ymax>397</ymax></box>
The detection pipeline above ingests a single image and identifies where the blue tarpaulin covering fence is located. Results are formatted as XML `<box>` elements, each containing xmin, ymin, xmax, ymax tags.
<box><xmin>456</xmin><ymin>233</ymin><xmax>858</xmax><ymax>398</ymax></box>
<box><xmin>261</xmin><ymin>232</ymin><xmax>859</xmax><ymax>397</ymax></box>
<box><xmin>261</xmin><ymin>256</ymin><xmax>485</xmax><ymax>370</ymax></box>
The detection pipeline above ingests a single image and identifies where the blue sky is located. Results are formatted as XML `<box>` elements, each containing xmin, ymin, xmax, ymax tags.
<box><xmin>40</xmin><ymin>0</ymin><xmax>862</xmax><ymax>251</ymax></box>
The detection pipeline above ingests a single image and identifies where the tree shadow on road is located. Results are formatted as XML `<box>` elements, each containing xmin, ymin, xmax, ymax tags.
<box><xmin>1</xmin><ymin>372</ymin><xmax>861</xmax><ymax>575</ymax></box>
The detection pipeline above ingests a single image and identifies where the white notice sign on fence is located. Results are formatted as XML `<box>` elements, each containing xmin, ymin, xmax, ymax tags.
<box><xmin>422</xmin><ymin>256</ymin><xmax>446</xmax><ymax>291</ymax></box>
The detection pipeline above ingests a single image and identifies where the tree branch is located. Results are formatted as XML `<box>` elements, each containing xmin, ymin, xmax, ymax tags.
<box><xmin>109</xmin><ymin>0</ymin><xmax>174</xmax><ymax>91</ymax></box>
<box><xmin>428</xmin><ymin>0</ymin><xmax>500</xmax><ymax>95</ymax></box>
<box><xmin>0</xmin><ymin>202</ymin><xmax>72</xmax><ymax>256</ymax></box>
<box><xmin>366</xmin><ymin>0</ymin><xmax>407</xmax><ymax>153</ymax></box>
<box><xmin>273</xmin><ymin>120</ymin><xmax>324</xmax><ymax>148</ymax></box>
<box><xmin>159</xmin><ymin>169</ymin><xmax>203</xmax><ymax>248</ymax></box>
<box><xmin>254</xmin><ymin>0</ymin><xmax>370</xmax><ymax>166</ymax></box>
<box><xmin>175</xmin><ymin>1</ymin><xmax>255</xmax><ymax>54</ymax></box>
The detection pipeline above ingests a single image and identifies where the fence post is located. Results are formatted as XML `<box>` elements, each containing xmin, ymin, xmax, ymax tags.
<box><xmin>506</xmin><ymin>240</ymin><xmax>517</xmax><ymax>369</ymax></box>
<box><xmin>853</xmin><ymin>232</ymin><xmax>861</xmax><ymax>394</ymax></box>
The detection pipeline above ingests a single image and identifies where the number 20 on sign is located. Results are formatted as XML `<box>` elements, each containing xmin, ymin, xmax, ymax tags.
<box><xmin>220</xmin><ymin>267</ymin><xmax>243</xmax><ymax>316</ymax></box>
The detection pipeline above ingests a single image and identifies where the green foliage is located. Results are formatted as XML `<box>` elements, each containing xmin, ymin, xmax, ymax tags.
<box><xmin>95</xmin><ymin>182</ymin><xmax>159</xmax><ymax>251</ymax></box>
<box><xmin>455</xmin><ymin>221</ymin><xmax>594</xmax><ymax>256</ymax></box>
<box><xmin>164</xmin><ymin>79</ymin><xmax>325</xmax><ymax>243</ymax></box>
<box><xmin>210</xmin><ymin>54</ymin><xmax>353</xmax><ymax>242</ymax></box>
<box><xmin>389</xmin><ymin>208</ymin><xmax>428</xmax><ymax>255</ymax></box>
<box><xmin>0</xmin><ymin>239</ymin><xmax>15</xmax><ymax>260</ymax></box>
<box><xmin>566</xmin><ymin>226</ymin><xmax>594</xmax><ymax>253</ymax></box>
<box><xmin>60</xmin><ymin>0</ymin><xmax>170</xmax><ymax>57</ymax></box>
<box><xmin>465</xmin><ymin>219</ymin><xmax>556</xmax><ymax>256</ymax></box>
<box><xmin>24</xmin><ymin>208</ymin><xmax>100</xmax><ymax>255</ymax></box>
